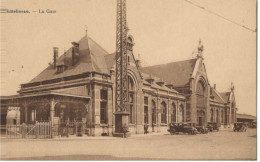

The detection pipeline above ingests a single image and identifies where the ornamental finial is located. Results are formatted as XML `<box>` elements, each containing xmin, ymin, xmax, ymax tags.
<box><xmin>197</xmin><ymin>39</ymin><xmax>204</xmax><ymax>59</ymax></box>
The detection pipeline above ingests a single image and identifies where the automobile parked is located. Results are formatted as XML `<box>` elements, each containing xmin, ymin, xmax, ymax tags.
<box><xmin>206</xmin><ymin>122</ymin><xmax>220</xmax><ymax>132</ymax></box>
<box><xmin>168</xmin><ymin>122</ymin><xmax>198</xmax><ymax>135</ymax></box>
<box><xmin>233</xmin><ymin>122</ymin><xmax>247</xmax><ymax>132</ymax></box>
<box><xmin>195</xmin><ymin>125</ymin><xmax>209</xmax><ymax>134</ymax></box>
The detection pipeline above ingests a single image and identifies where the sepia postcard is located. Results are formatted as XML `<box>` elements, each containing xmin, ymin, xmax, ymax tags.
<box><xmin>0</xmin><ymin>0</ymin><xmax>257</xmax><ymax>160</ymax></box>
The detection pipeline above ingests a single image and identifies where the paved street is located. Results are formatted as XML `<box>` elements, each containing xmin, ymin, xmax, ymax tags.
<box><xmin>0</xmin><ymin>128</ymin><xmax>256</xmax><ymax>160</ymax></box>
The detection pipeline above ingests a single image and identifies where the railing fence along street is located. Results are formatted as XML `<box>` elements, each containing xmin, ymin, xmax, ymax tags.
<box><xmin>6</xmin><ymin>121</ymin><xmax>51</xmax><ymax>139</ymax></box>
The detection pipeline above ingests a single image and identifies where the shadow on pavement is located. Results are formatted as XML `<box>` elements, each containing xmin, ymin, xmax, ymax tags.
<box><xmin>2</xmin><ymin>154</ymin><xmax>171</xmax><ymax>160</ymax></box>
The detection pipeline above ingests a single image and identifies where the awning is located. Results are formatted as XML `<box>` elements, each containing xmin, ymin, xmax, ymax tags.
<box><xmin>10</xmin><ymin>86</ymin><xmax>91</xmax><ymax>99</ymax></box>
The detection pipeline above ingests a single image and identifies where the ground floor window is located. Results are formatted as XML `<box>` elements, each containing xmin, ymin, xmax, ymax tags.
<box><xmin>171</xmin><ymin>103</ymin><xmax>176</xmax><ymax>122</ymax></box>
<box><xmin>100</xmin><ymin>101</ymin><xmax>107</xmax><ymax>124</ymax></box>
<box><xmin>144</xmin><ymin>97</ymin><xmax>148</xmax><ymax>124</ymax></box>
<box><xmin>161</xmin><ymin>102</ymin><xmax>167</xmax><ymax>124</ymax></box>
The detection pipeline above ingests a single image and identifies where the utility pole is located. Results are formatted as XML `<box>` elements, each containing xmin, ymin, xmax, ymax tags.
<box><xmin>114</xmin><ymin>0</ymin><xmax>130</xmax><ymax>137</ymax></box>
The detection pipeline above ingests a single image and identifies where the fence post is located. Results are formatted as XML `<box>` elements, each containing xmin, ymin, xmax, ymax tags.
<box><xmin>22</xmin><ymin>123</ymin><xmax>26</xmax><ymax>138</ymax></box>
<box><xmin>35</xmin><ymin>122</ymin><xmax>38</xmax><ymax>139</ymax></box>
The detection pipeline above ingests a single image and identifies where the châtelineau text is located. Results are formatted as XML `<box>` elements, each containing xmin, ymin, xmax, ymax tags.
<box><xmin>1</xmin><ymin>9</ymin><xmax>56</xmax><ymax>13</ymax></box>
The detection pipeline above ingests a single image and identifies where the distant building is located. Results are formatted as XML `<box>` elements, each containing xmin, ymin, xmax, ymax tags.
<box><xmin>0</xmin><ymin>31</ymin><xmax>237</xmax><ymax>136</ymax></box>
<box><xmin>236</xmin><ymin>113</ymin><xmax>256</xmax><ymax>128</ymax></box>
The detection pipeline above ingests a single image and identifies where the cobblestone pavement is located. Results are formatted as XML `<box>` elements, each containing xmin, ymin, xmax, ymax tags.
<box><xmin>0</xmin><ymin>128</ymin><xmax>256</xmax><ymax>160</ymax></box>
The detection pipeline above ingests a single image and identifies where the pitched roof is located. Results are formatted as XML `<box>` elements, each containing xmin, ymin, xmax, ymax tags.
<box><xmin>141</xmin><ymin>59</ymin><xmax>197</xmax><ymax>87</ymax></box>
<box><xmin>104</xmin><ymin>53</ymin><xmax>116</xmax><ymax>69</ymax></box>
<box><xmin>211</xmin><ymin>88</ymin><xmax>225</xmax><ymax>104</ymax></box>
<box><xmin>219</xmin><ymin>92</ymin><xmax>231</xmax><ymax>103</ymax></box>
<box><xmin>29</xmin><ymin>35</ymin><xmax>109</xmax><ymax>83</ymax></box>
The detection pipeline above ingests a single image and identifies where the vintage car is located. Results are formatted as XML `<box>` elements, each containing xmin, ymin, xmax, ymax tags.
<box><xmin>206</xmin><ymin>122</ymin><xmax>220</xmax><ymax>132</ymax></box>
<box><xmin>195</xmin><ymin>125</ymin><xmax>209</xmax><ymax>134</ymax></box>
<box><xmin>168</xmin><ymin>122</ymin><xmax>198</xmax><ymax>135</ymax></box>
<box><xmin>233</xmin><ymin>122</ymin><xmax>247</xmax><ymax>132</ymax></box>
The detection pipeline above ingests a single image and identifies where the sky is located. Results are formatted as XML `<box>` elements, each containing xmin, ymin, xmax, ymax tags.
<box><xmin>1</xmin><ymin>0</ymin><xmax>256</xmax><ymax>115</ymax></box>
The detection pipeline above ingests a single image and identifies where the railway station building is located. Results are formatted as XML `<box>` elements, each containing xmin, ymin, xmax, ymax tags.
<box><xmin>1</xmin><ymin>31</ymin><xmax>237</xmax><ymax>136</ymax></box>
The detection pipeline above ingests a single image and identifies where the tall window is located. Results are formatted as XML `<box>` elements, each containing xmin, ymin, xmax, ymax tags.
<box><xmin>171</xmin><ymin>103</ymin><xmax>176</xmax><ymax>122</ymax></box>
<box><xmin>210</xmin><ymin>109</ymin><xmax>213</xmax><ymax>122</ymax></box>
<box><xmin>221</xmin><ymin>110</ymin><xmax>224</xmax><ymax>123</ymax></box>
<box><xmin>161</xmin><ymin>102</ymin><xmax>167</xmax><ymax>124</ymax></box>
<box><xmin>231</xmin><ymin>102</ymin><xmax>235</xmax><ymax>123</ymax></box>
<box><xmin>196</xmin><ymin>81</ymin><xmax>206</xmax><ymax>108</ymax></box>
<box><xmin>144</xmin><ymin>97</ymin><xmax>148</xmax><ymax>124</ymax></box>
<box><xmin>152</xmin><ymin>100</ymin><xmax>156</xmax><ymax>124</ymax></box>
<box><xmin>180</xmin><ymin>104</ymin><xmax>185</xmax><ymax>122</ymax></box>
<box><xmin>216</xmin><ymin>109</ymin><xmax>219</xmax><ymax>123</ymax></box>
<box><xmin>100</xmin><ymin>89</ymin><xmax>108</xmax><ymax>124</ymax></box>
<box><xmin>128</xmin><ymin>76</ymin><xmax>135</xmax><ymax>124</ymax></box>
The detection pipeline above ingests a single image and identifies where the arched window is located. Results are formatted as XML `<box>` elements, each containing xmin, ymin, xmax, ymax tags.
<box><xmin>128</xmin><ymin>76</ymin><xmax>135</xmax><ymax>124</ymax></box>
<box><xmin>152</xmin><ymin>100</ymin><xmax>156</xmax><ymax>124</ymax></box>
<box><xmin>196</xmin><ymin>81</ymin><xmax>206</xmax><ymax>109</ymax></box>
<box><xmin>171</xmin><ymin>103</ymin><xmax>176</xmax><ymax>122</ymax></box>
<box><xmin>179</xmin><ymin>104</ymin><xmax>185</xmax><ymax>122</ymax></box>
<box><xmin>216</xmin><ymin>109</ymin><xmax>219</xmax><ymax>123</ymax></box>
<box><xmin>161</xmin><ymin>102</ymin><xmax>167</xmax><ymax>124</ymax></box>
<box><xmin>210</xmin><ymin>108</ymin><xmax>213</xmax><ymax>122</ymax></box>
<box><xmin>221</xmin><ymin>110</ymin><xmax>224</xmax><ymax>123</ymax></box>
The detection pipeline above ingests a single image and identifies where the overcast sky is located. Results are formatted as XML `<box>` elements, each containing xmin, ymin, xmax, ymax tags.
<box><xmin>1</xmin><ymin>0</ymin><xmax>256</xmax><ymax>115</ymax></box>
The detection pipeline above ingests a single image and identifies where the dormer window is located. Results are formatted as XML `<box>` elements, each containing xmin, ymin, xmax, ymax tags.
<box><xmin>156</xmin><ymin>79</ymin><xmax>165</xmax><ymax>86</ymax></box>
<box><xmin>56</xmin><ymin>64</ymin><xmax>67</xmax><ymax>73</ymax></box>
<box><xmin>146</xmin><ymin>74</ymin><xmax>154</xmax><ymax>84</ymax></box>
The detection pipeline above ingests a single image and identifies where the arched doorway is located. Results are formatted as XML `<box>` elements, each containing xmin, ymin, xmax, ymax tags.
<box><xmin>196</xmin><ymin>80</ymin><xmax>207</xmax><ymax>126</ymax></box>
<box><xmin>197</xmin><ymin>110</ymin><xmax>205</xmax><ymax>126</ymax></box>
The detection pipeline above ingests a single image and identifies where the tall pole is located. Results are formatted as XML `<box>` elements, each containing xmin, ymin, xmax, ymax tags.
<box><xmin>114</xmin><ymin>0</ymin><xmax>130</xmax><ymax>136</ymax></box>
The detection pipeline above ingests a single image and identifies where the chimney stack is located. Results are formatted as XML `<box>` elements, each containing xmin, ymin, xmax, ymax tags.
<box><xmin>53</xmin><ymin>47</ymin><xmax>58</xmax><ymax>68</ymax></box>
<box><xmin>72</xmin><ymin>42</ymin><xmax>79</xmax><ymax>66</ymax></box>
<box><xmin>214</xmin><ymin>84</ymin><xmax>216</xmax><ymax>90</ymax></box>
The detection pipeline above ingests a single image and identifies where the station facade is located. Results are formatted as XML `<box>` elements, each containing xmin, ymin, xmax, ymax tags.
<box><xmin>1</xmin><ymin>31</ymin><xmax>237</xmax><ymax>136</ymax></box>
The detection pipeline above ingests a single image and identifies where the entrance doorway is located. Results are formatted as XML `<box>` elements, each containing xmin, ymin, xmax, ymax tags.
<box><xmin>54</xmin><ymin>102</ymin><xmax>88</xmax><ymax>136</ymax></box>
<box><xmin>197</xmin><ymin>110</ymin><xmax>205</xmax><ymax>126</ymax></box>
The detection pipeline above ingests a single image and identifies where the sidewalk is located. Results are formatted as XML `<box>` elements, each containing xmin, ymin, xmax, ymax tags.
<box><xmin>0</xmin><ymin>132</ymin><xmax>166</xmax><ymax>141</ymax></box>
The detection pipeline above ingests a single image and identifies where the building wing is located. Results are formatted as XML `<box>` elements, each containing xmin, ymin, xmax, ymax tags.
<box><xmin>29</xmin><ymin>35</ymin><xmax>109</xmax><ymax>83</ymax></box>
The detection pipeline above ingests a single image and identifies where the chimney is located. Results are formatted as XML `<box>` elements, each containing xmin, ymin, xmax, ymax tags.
<box><xmin>214</xmin><ymin>84</ymin><xmax>216</xmax><ymax>90</ymax></box>
<box><xmin>72</xmin><ymin>42</ymin><xmax>79</xmax><ymax>66</ymax></box>
<box><xmin>53</xmin><ymin>47</ymin><xmax>58</xmax><ymax>68</ymax></box>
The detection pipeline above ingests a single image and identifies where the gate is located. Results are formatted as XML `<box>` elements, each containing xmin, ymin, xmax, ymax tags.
<box><xmin>6</xmin><ymin>122</ymin><xmax>51</xmax><ymax>139</ymax></box>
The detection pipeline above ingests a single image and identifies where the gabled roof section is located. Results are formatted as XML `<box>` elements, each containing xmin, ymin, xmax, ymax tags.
<box><xmin>219</xmin><ymin>92</ymin><xmax>231</xmax><ymax>103</ymax></box>
<box><xmin>141</xmin><ymin>58</ymin><xmax>197</xmax><ymax>87</ymax></box>
<box><xmin>211</xmin><ymin>87</ymin><xmax>225</xmax><ymax>104</ymax></box>
<box><xmin>29</xmin><ymin>35</ymin><xmax>109</xmax><ymax>83</ymax></box>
